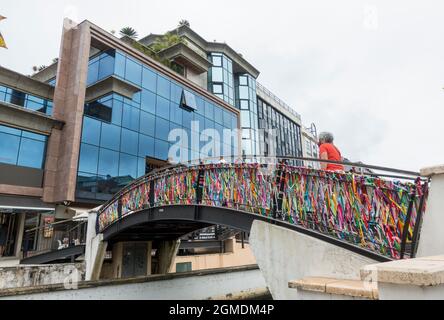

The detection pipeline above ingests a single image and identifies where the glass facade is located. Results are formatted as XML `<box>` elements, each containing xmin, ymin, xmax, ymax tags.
<box><xmin>0</xmin><ymin>124</ymin><xmax>47</xmax><ymax>169</ymax></box>
<box><xmin>0</xmin><ymin>84</ymin><xmax>53</xmax><ymax>116</ymax></box>
<box><xmin>235</xmin><ymin>74</ymin><xmax>259</xmax><ymax>158</ymax></box>
<box><xmin>208</xmin><ymin>53</ymin><xmax>234</xmax><ymax>106</ymax></box>
<box><xmin>257</xmin><ymin>97</ymin><xmax>303</xmax><ymax>165</ymax></box>
<box><xmin>77</xmin><ymin>49</ymin><xmax>239</xmax><ymax>200</ymax></box>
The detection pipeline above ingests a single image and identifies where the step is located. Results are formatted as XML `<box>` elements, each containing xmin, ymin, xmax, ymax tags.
<box><xmin>289</xmin><ymin>276</ymin><xmax>378</xmax><ymax>300</ymax></box>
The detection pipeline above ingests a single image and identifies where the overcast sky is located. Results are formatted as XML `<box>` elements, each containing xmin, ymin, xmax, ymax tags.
<box><xmin>1</xmin><ymin>0</ymin><xmax>443</xmax><ymax>171</ymax></box>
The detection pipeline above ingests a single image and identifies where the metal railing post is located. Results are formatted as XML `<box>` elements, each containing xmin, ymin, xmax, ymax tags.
<box><xmin>400</xmin><ymin>182</ymin><xmax>417</xmax><ymax>259</ymax></box>
<box><xmin>410</xmin><ymin>180</ymin><xmax>429</xmax><ymax>258</ymax></box>
<box><xmin>149</xmin><ymin>179</ymin><xmax>155</xmax><ymax>207</ymax></box>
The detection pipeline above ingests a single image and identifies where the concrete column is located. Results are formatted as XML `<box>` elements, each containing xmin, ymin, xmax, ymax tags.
<box><xmin>84</xmin><ymin>211</ymin><xmax>107</xmax><ymax>281</ymax></box>
<box><xmin>146</xmin><ymin>241</ymin><xmax>152</xmax><ymax>276</ymax></box>
<box><xmin>157</xmin><ymin>240</ymin><xmax>181</xmax><ymax>274</ymax></box>
<box><xmin>43</xmin><ymin>19</ymin><xmax>91</xmax><ymax>203</ymax></box>
<box><xmin>416</xmin><ymin>165</ymin><xmax>444</xmax><ymax>257</ymax></box>
<box><xmin>13</xmin><ymin>213</ymin><xmax>25</xmax><ymax>259</ymax></box>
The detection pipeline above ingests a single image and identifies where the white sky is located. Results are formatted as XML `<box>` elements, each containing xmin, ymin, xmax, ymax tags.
<box><xmin>1</xmin><ymin>0</ymin><xmax>443</xmax><ymax>171</ymax></box>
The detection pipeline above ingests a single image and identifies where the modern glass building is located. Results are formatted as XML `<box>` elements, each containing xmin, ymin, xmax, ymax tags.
<box><xmin>207</xmin><ymin>53</ymin><xmax>234</xmax><ymax>105</ymax></box>
<box><xmin>77</xmin><ymin>49</ymin><xmax>238</xmax><ymax>201</ymax></box>
<box><xmin>0</xmin><ymin>20</ymin><xmax>311</xmax><ymax>269</ymax></box>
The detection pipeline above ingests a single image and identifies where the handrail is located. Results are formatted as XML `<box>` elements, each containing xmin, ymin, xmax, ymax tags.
<box><xmin>96</xmin><ymin>161</ymin><xmax>429</xmax><ymax>260</ymax></box>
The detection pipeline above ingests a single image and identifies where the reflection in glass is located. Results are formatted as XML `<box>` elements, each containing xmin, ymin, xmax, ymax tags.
<box><xmin>98</xmin><ymin>148</ymin><xmax>119</xmax><ymax>177</ymax></box>
<box><xmin>78</xmin><ymin>143</ymin><xmax>99</xmax><ymax>174</ymax></box>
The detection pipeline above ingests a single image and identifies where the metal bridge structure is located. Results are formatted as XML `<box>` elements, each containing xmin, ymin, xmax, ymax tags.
<box><xmin>96</xmin><ymin>157</ymin><xmax>429</xmax><ymax>262</ymax></box>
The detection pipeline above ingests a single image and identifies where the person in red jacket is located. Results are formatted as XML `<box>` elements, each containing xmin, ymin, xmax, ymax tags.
<box><xmin>318</xmin><ymin>132</ymin><xmax>344</xmax><ymax>171</ymax></box>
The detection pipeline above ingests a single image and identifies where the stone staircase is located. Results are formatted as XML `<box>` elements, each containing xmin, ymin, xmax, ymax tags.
<box><xmin>288</xmin><ymin>255</ymin><xmax>444</xmax><ymax>300</ymax></box>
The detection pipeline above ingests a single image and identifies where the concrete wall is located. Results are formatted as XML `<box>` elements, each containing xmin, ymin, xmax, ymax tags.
<box><xmin>416</xmin><ymin>166</ymin><xmax>444</xmax><ymax>257</ymax></box>
<box><xmin>0</xmin><ymin>265</ymin><xmax>265</xmax><ymax>300</ymax></box>
<box><xmin>186</xmin><ymin>68</ymin><xmax>207</xmax><ymax>89</ymax></box>
<box><xmin>172</xmin><ymin>241</ymin><xmax>256</xmax><ymax>272</ymax></box>
<box><xmin>0</xmin><ymin>263</ymin><xmax>84</xmax><ymax>290</ymax></box>
<box><xmin>378</xmin><ymin>283</ymin><xmax>444</xmax><ymax>300</ymax></box>
<box><xmin>249</xmin><ymin>220</ymin><xmax>377</xmax><ymax>300</ymax></box>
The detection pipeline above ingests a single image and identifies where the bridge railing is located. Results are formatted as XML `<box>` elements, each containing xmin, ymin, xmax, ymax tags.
<box><xmin>97</xmin><ymin>159</ymin><xmax>429</xmax><ymax>260</ymax></box>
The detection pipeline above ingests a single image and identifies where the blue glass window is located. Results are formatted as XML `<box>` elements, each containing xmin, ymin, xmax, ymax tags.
<box><xmin>231</xmin><ymin>114</ymin><xmax>238</xmax><ymax>129</ymax></box>
<box><xmin>204</xmin><ymin>101</ymin><xmax>214</xmax><ymax>119</ymax></box>
<box><xmin>98</xmin><ymin>148</ymin><xmax>119</xmax><ymax>177</ymax></box>
<box><xmin>125</xmin><ymin>58</ymin><xmax>142</xmax><ymax>85</ymax></box>
<box><xmin>22</xmin><ymin>131</ymin><xmax>46</xmax><ymax>142</ymax></box>
<box><xmin>119</xmin><ymin>153</ymin><xmax>138</xmax><ymax>179</ymax></box>
<box><xmin>139</xmin><ymin>111</ymin><xmax>155</xmax><ymax>136</ymax></box>
<box><xmin>170</xmin><ymin>103</ymin><xmax>182</xmax><ymax>125</ymax></box>
<box><xmin>212</xmin><ymin>56</ymin><xmax>222</xmax><ymax>67</ymax></box>
<box><xmin>156</xmin><ymin>96</ymin><xmax>170</xmax><ymax>120</ymax></box>
<box><xmin>115</xmin><ymin>52</ymin><xmax>126</xmax><ymax>78</ymax></box>
<box><xmin>194</xmin><ymin>114</ymin><xmax>204</xmax><ymax>132</ymax></box>
<box><xmin>205</xmin><ymin>117</ymin><xmax>214</xmax><ymax>131</ymax></box>
<box><xmin>195</xmin><ymin>97</ymin><xmax>204</xmax><ymax>115</ymax></box>
<box><xmin>142</xmin><ymin>67</ymin><xmax>157</xmax><ymax>92</ymax></box>
<box><xmin>81</xmin><ymin>117</ymin><xmax>101</xmax><ymax>146</ymax></box>
<box><xmin>17</xmin><ymin>138</ymin><xmax>45</xmax><ymax>169</ymax></box>
<box><xmin>171</xmin><ymin>83</ymin><xmax>183</xmax><ymax>104</ymax></box>
<box><xmin>122</xmin><ymin>104</ymin><xmax>140</xmax><ymax>131</ymax></box>
<box><xmin>141</xmin><ymin>89</ymin><xmax>156</xmax><ymax>114</ymax></box>
<box><xmin>100</xmin><ymin>123</ymin><xmax>121</xmax><ymax>151</ymax></box>
<box><xmin>0</xmin><ymin>125</ymin><xmax>47</xmax><ymax>169</ymax></box>
<box><xmin>155</xmin><ymin>117</ymin><xmax>170</xmax><ymax>141</ymax></box>
<box><xmin>26</xmin><ymin>96</ymin><xmax>45</xmax><ymax>113</ymax></box>
<box><xmin>0</xmin><ymin>125</ymin><xmax>20</xmax><ymax>135</ymax></box>
<box><xmin>138</xmin><ymin>134</ymin><xmax>155</xmax><ymax>158</ymax></box>
<box><xmin>78</xmin><ymin>143</ymin><xmax>99</xmax><ymax>174</ymax></box>
<box><xmin>98</xmin><ymin>52</ymin><xmax>114</xmax><ymax>80</ymax></box>
<box><xmin>182</xmin><ymin>109</ymin><xmax>193</xmax><ymax>129</ymax></box>
<box><xmin>0</xmin><ymin>132</ymin><xmax>20</xmax><ymax>165</ymax></box>
<box><xmin>111</xmin><ymin>99</ymin><xmax>123</xmax><ymax>126</ymax></box>
<box><xmin>214</xmin><ymin>106</ymin><xmax>223</xmax><ymax>124</ymax></box>
<box><xmin>157</xmin><ymin>76</ymin><xmax>170</xmax><ymax>99</ymax></box>
<box><xmin>155</xmin><ymin>140</ymin><xmax>169</xmax><ymax>160</ymax></box>
<box><xmin>137</xmin><ymin>157</ymin><xmax>146</xmax><ymax>177</ymax></box>
<box><xmin>87</xmin><ymin>61</ymin><xmax>99</xmax><ymax>85</ymax></box>
<box><xmin>211</xmin><ymin>67</ymin><xmax>223</xmax><ymax>82</ymax></box>
<box><xmin>120</xmin><ymin>128</ymin><xmax>138</xmax><ymax>155</ymax></box>
<box><xmin>0</xmin><ymin>86</ymin><xmax>53</xmax><ymax>116</ymax></box>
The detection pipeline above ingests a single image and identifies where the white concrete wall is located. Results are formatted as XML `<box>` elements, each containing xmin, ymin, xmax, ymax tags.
<box><xmin>249</xmin><ymin>220</ymin><xmax>377</xmax><ymax>300</ymax></box>
<box><xmin>416</xmin><ymin>167</ymin><xmax>444</xmax><ymax>257</ymax></box>
<box><xmin>0</xmin><ymin>267</ymin><xmax>266</xmax><ymax>300</ymax></box>
<box><xmin>378</xmin><ymin>283</ymin><xmax>444</xmax><ymax>300</ymax></box>
<box><xmin>0</xmin><ymin>263</ymin><xmax>84</xmax><ymax>289</ymax></box>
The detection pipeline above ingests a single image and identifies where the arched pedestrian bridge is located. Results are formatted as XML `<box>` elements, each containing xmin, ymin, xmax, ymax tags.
<box><xmin>97</xmin><ymin>161</ymin><xmax>429</xmax><ymax>262</ymax></box>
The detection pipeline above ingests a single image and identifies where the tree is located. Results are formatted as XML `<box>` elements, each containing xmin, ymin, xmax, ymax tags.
<box><xmin>119</xmin><ymin>27</ymin><xmax>138</xmax><ymax>39</ymax></box>
<box><xmin>150</xmin><ymin>32</ymin><xmax>186</xmax><ymax>53</ymax></box>
<box><xmin>178</xmin><ymin>19</ymin><xmax>190</xmax><ymax>28</ymax></box>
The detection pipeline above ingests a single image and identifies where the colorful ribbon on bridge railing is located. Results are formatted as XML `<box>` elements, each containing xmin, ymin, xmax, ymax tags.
<box><xmin>97</xmin><ymin>163</ymin><xmax>427</xmax><ymax>259</ymax></box>
<box><xmin>122</xmin><ymin>182</ymin><xmax>151</xmax><ymax>217</ymax></box>
<box><xmin>154</xmin><ymin>168</ymin><xmax>198</xmax><ymax>206</ymax></box>
<box><xmin>280</xmin><ymin>168</ymin><xmax>421</xmax><ymax>259</ymax></box>
<box><xmin>98</xmin><ymin>200</ymin><xmax>119</xmax><ymax>232</ymax></box>
<box><xmin>201</xmin><ymin>163</ymin><xmax>275</xmax><ymax>217</ymax></box>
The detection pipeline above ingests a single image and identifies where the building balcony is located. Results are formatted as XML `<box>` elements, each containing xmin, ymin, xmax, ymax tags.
<box><xmin>157</xmin><ymin>42</ymin><xmax>212</xmax><ymax>74</ymax></box>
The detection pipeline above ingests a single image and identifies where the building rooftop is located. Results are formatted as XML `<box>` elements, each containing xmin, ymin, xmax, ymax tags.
<box><xmin>139</xmin><ymin>24</ymin><xmax>260</xmax><ymax>78</ymax></box>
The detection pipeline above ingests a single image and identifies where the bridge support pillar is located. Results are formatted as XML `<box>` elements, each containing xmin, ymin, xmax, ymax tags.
<box><xmin>157</xmin><ymin>240</ymin><xmax>180</xmax><ymax>274</ymax></box>
<box><xmin>249</xmin><ymin>220</ymin><xmax>378</xmax><ymax>300</ymax></box>
<box><xmin>85</xmin><ymin>211</ymin><xmax>108</xmax><ymax>281</ymax></box>
<box><xmin>416</xmin><ymin>165</ymin><xmax>444</xmax><ymax>257</ymax></box>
